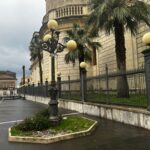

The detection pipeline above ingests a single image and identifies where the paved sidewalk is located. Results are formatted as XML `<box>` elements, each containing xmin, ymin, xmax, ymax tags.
<box><xmin>0</xmin><ymin>99</ymin><xmax>150</xmax><ymax>150</ymax></box>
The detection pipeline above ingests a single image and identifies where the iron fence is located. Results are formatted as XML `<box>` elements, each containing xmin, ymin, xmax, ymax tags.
<box><xmin>86</xmin><ymin>68</ymin><xmax>146</xmax><ymax>107</ymax></box>
<box><xmin>17</xmin><ymin>66</ymin><xmax>147</xmax><ymax>108</ymax></box>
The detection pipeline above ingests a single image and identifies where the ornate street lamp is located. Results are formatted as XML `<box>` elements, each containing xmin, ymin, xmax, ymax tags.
<box><xmin>42</xmin><ymin>19</ymin><xmax>77</xmax><ymax>124</ymax></box>
<box><xmin>80</xmin><ymin>61</ymin><xmax>87</xmax><ymax>102</ymax></box>
<box><xmin>142</xmin><ymin>32</ymin><xmax>150</xmax><ymax>46</ymax></box>
<box><xmin>80</xmin><ymin>62</ymin><xmax>87</xmax><ymax>69</ymax></box>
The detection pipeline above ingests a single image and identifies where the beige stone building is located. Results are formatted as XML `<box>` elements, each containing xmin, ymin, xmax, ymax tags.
<box><xmin>20</xmin><ymin>76</ymin><xmax>32</xmax><ymax>86</ymax></box>
<box><xmin>30</xmin><ymin>0</ymin><xmax>150</xmax><ymax>85</ymax></box>
<box><xmin>0</xmin><ymin>71</ymin><xmax>17</xmax><ymax>96</ymax></box>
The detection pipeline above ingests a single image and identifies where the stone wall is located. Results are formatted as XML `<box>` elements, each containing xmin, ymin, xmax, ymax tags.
<box><xmin>23</xmin><ymin>94</ymin><xmax>150</xmax><ymax>130</ymax></box>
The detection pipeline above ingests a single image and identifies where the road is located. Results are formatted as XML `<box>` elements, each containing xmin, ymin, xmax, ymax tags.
<box><xmin>0</xmin><ymin>99</ymin><xmax>150</xmax><ymax>150</ymax></box>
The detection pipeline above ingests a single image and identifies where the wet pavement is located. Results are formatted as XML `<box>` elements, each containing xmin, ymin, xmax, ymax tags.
<box><xmin>0</xmin><ymin>99</ymin><xmax>150</xmax><ymax>150</ymax></box>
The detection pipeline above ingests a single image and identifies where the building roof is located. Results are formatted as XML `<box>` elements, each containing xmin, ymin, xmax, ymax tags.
<box><xmin>0</xmin><ymin>71</ymin><xmax>17</xmax><ymax>80</ymax></box>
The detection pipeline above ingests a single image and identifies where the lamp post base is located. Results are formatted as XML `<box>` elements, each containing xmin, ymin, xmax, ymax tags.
<box><xmin>49</xmin><ymin>116</ymin><xmax>61</xmax><ymax>126</ymax></box>
<box><xmin>48</xmin><ymin>81</ymin><xmax>61</xmax><ymax>126</ymax></box>
<box><xmin>49</xmin><ymin>100</ymin><xmax>60</xmax><ymax>126</ymax></box>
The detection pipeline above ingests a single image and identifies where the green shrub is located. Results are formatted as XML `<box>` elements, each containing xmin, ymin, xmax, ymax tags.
<box><xmin>35</xmin><ymin>108</ymin><xmax>49</xmax><ymax>118</ymax></box>
<box><xmin>14</xmin><ymin>118</ymin><xmax>35</xmax><ymax>131</ymax></box>
<box><xmin>14</xmin><ymin>109</ymin><xmax>51</xmax><ymax>131</ymax></box>
<box><xmin>32</xmin><ymin>115</ymin><xmax>50</xmax><ymax>131</ymax></box>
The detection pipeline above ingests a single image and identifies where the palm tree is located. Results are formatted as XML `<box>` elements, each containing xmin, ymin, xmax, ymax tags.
<box><xmin>88</xmin><ymin>0</ymin><xmax>150</xmax><ymax>98</ymax></box>
<box><xmin>30</xmin><ymin>32</ymin><xmax>43</xmax><ymax>84</ymax></box>
<box><xmin>64</xmin><ymin>24</ymin><xmax>101</xmax><ymax>78</ymax></box>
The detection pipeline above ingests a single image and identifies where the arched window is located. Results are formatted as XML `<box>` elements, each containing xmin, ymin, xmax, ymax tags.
<box><xmin>92</xmin><ymin>48</ymin><xmax>97</xmax><ymax>66</ymax></box>
<box><xmin>56</xmin><ymin>11</ymin><xmax>58</xmax><ymax>18</ymax></box>
<box><xmin>77</xmin><ymin>6</ymin><xmax>80</xmax><ymax>14</ymax></box>
<box><xmin>66</xmin><ymin>7</ymin><xmax>69</xmax><ymax>16</ymax></box>
<box><xmin>61</xmin><ymin>9</ymin><xmax>63</xmax><ymax>17</ymax></box>
<box><xmin>81</xmin><ymin>7</ymin><xmax>83</xmax><ymax>14</ymax></box>
<box><xmin>63</xmin><ymin>8</ymin><xmax>66</xmax><ymax>16</ymax></box>
<box><xmin>75</xmin><ymin>6</ymin><xmax>77</xmax><ymax>15</ymax></box>
<box><xmin>72</xmin><ymin>7</ymin><xmax>75</xmax><ymax>15</ymax></box>
<box><xmin>69</xmin><ymin>7</ymin><xmax>72</xmax><ymax>15</ymax></box>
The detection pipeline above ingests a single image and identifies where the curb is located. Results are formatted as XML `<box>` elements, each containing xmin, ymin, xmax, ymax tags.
<box><xmin>8</xmin><ymin>118</ymin><xmax>97</xmax><ymax>144</ymax></box>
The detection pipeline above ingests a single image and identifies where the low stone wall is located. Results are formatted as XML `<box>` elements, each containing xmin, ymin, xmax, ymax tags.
<box><xmin>23</xmin><ymin>95</ymin><xmax>150</xmax><ymax>130</ymax></box>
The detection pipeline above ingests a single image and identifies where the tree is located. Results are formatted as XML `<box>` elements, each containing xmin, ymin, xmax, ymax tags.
<box><xmin>89</xmin><ymin>0</ymin><xmax>150</xmax><ymax>97</ymax></box>
<box><xmin>64</xmin><ymin>24</ymin><xmax>101</xmax><ymax>78</ymax></box>
<box><xmin>29</xmin><ymin>32</ymin><xmax>43</xmax><ymax>84</ymax></box>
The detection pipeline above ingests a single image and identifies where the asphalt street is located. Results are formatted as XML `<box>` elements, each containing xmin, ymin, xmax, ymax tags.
<box><xmin>0</xmin><ymin>99</ymin><xmax>150</xmax><ymax>150</ymax></box>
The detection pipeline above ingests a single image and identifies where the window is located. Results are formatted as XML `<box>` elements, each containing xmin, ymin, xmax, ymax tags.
<box><xmin>81</xmin><ymin>7</ymin><xmax>83</xmax><ymax>14</ymax></box>
<box><xmin>72</xmin><ymin>7</ymin><xmax>74</xmax><ymax>15</ymax></box>
<box><xmin>92</xmin><ymin>48</ymin><xmax>97</xmax><ymax>66</ymax></box>
<box><xmin>75</xmin><ymin>7</ymin><xmax>77</xmax><ymax>14</ymax></box>
<box><xmin>66</xmin><ymin>8</ymin><xmax>69</xmax><ymax>16</ymax></box>
<box><xmin>56</xmin><ymin>11</ymin><xmax>58</xmax><ymax>18</ymax></box>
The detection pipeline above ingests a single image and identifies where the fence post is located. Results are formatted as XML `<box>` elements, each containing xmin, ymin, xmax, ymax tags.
<box><xmin>105</xmin><ymin>64</ymin><xmax>109</xmax><ymax>103</ymax></box>
<box><xmin>24</xmin><ymin>86</ymin><xmax>26</xmax><ymax>100</ymax></box>
<box><xmin>45</xmin><ymin>80</ymin><xmax>48</xmax><ymax>97</ymax></box>
<box><xmin>68</xmin><ymin>75</ymin><xmax>71</xmax><ymax>99</ymax></box>
<box><xmin>38</xmin><ymin>82</ymin><xmax>40</xmax><ymax>96</ymax></box>
<box><xmin>57</xmin><ymin>73</ymin><xmax>61</xmax><ymax>98</ymax></box>
<box><xmin>142</xmin><ymin>49</ymin><xmax>150</xmax><ymax>110</ymax></box>
<box><xmin>32</xmin><ymin>83</ymin><xmax>34</xmax><ymax>96</ymax></box>
<box><xmin>28</xmin><ymin>84</ymin><xmax>30</xmax><ymax>95</ymax></box>
<box><xmin>81</xmin><ymin>68</ymin><xmax>87</xmax><ymax>102</ymax></box>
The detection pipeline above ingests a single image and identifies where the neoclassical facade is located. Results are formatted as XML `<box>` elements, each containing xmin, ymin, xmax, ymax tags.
<box><xmin>30</xmin><ymin>0</ymin><xmax>150</xmax><ymax>84</ymax></box>
<box><xmin>0</xmin><ymin>71</ymin><xmax>17</xmax><ymax>96</ymax></box>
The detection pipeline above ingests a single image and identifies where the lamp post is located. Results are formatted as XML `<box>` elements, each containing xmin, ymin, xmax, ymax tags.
<box><xmin>42</xmin><ymin>19</ymin><xmax>77</xmax><ymax>124</ymax></box>
<box><xmin>80</xmin><ymin>62</ymin><xmax>87</xmax><ymax>102</ymax></box>
<box><xmin>57</xmin><ymin>72</ymin><xmax>62</xmax><ymax>98</ymax></box>
<box><xmin>142</xmin><ymin>32</ymin><xmax>150</xmax><ymax>110</ymax></box>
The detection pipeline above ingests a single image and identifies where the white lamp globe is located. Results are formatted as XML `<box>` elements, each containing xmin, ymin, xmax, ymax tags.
<box><xmin>67</xmin><ymin>40</ymin><xmax>77</xmax><ymax>51</ymax></box>
<box><xmin>47</xmin><ymin>20</ymin><xmax>58</xmax><ymax>29</ymax></box>
<box><xmin>57</xmin><ymin>72</ymin><xmax>61</xmax><ymax>76</ymax></box>
<box><xmin>80</xmin><ymin>62</ymin><xmax>87</xmax><ymax>69</ymax></box>
<box><xmin>43</xmin><ymin>34</ymin><xmax>51</xmax><ymax>42</ymax></box>
<box><xmin>142</xmin><ymin>32</ymin><xmax>150</xmax><ymax>45</ymax></box>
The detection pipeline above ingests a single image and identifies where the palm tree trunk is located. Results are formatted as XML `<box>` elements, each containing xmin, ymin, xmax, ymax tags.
<box><xmin>38</xmin><ymin>54</ymin><xmax>43</xmax><ymax>85</ymax></box>
<box><xmin>114</xmin><ymin>21</ymin><xmax>129</xmax><ymax>98</ymax></box>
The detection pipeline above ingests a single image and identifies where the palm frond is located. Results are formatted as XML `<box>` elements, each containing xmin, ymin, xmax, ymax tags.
<box><xmin>64</xmin><ymin>23</ymin><xmax>101</xmax><ymax>65</ymax></box>
<box><xmin>89</xmin><ymin>0</ymin><xmax>150</xmax><ymax>35</ymax></box>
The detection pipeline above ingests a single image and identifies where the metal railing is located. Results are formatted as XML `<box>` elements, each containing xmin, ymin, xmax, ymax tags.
<box><xmin>18</xmin><ymin>66</ymin><xmax>147</xmax><ymax>108</ymax></box>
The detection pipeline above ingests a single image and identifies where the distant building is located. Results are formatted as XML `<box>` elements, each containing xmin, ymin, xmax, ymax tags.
<box><xmin>20</xmin><ymin>76</ymin><xmax>32</xmax><ymax>86</ymax></box>
<box><xmin>0</xmin><ymin>71</ymin><xmax>17</xmax><ymax>96</ymax></box>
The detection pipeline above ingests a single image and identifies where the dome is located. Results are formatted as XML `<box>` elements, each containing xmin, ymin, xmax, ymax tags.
<box><xmin>41</xmin><ymin>0</ymin><xmax>89</xmax><ymax>32</ymax></box>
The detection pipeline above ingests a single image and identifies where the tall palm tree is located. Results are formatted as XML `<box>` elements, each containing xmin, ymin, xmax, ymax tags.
<box><xmin>30</xmin><ymin>32</ymin><xmax>43</xmax><ymax>84</ymax></box>
<box><xmin>89</xmin><ymin>0</ymin><xmax>150</xmax><ymax>98</ymax></box>
<box><xmin>64</xmin><ymin>24</ymin><xmax>101</xmax><ymax>77</ymax></box>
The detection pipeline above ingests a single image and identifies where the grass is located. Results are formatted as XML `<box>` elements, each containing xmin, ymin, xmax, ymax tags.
<box><xmin>87</xmin><ymin>93</ymin><xmax>147</xmax><ymax>107</ymax></box>
<box><xmin>11</xmin><ymin>116</ymin><xmax>95</xmax><ymax>137</ymax></box>
<box><xmin>61</xmin><ymin>92</ymin><xmax>80</xmax><ymax>101</ymax></box>
<box><xmin>11</xmin><ymin>128</ymin><xmax>33</xmax><ymax>136</ymax></box>
<box><xmin>50</xmin><ymin>116</ymin><xmax>94</xmax><ymax>133</ymax></box>
<box><xmin>61</xmin><ymin>92</ymin><xmax>147</xmax><ymax>107</ymax></box>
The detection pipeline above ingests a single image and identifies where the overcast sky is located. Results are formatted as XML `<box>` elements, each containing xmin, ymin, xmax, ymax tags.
<box><xmin>0</xmin><ymin>0</ymin><xmax>45</xmax><ymax>83</ymax></box>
